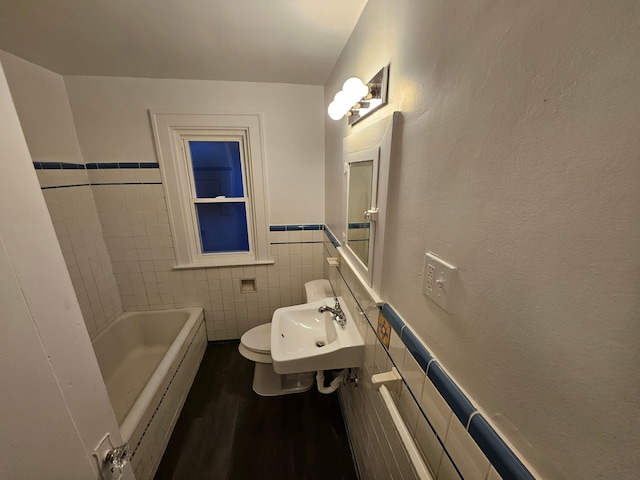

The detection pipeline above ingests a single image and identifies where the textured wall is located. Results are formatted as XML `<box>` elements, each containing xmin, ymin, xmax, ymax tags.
<box><xmin>325</xmin><ymin>1</ymin><xmax>640</xmax><ymax>477</ymax></box>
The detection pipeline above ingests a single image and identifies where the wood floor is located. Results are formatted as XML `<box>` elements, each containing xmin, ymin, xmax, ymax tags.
<box><xmin>154</xmin><ymin>341</ymin><xmax>359</xmax><ymax>480</ymax></box>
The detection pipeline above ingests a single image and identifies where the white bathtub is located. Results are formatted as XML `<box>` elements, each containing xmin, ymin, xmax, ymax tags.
<box><xmin>92</xmin><ymin>307</ymin><xmax>207</xmax><ymax>480</ymax></box>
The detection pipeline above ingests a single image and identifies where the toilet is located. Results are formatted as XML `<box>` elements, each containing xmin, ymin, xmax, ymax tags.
<box><xmin>239</xmin><ymin>279</ymin><xmax>334</xmax><ymax>396</ymax></box>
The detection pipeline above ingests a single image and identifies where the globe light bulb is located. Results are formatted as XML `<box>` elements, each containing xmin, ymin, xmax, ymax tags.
<box><xmin>342</xmin><ymin>77</ymin><xmax>368</xmax><ymax>103</ymax></box>
<box><xmin>327</xmin><ymin>101</ymin><xmax>344</xmax><ymax>120</ymax></box>
<box><xmin>333</xmin><ymin>91</ymin><xmax>350</xmax><ymax>111</ymax></box>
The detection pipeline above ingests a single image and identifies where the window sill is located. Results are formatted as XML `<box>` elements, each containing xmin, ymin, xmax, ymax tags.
<box><xmin>171</xmin><ymin>258</ymin><xmax>275</xmax><ymax>270</ymax></box>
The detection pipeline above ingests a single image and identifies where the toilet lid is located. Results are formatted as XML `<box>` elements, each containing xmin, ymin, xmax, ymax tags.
<box><xmin>241</xmin><ymin>323</ymin><xmax>271</xmax><ymax>353</ymax></box>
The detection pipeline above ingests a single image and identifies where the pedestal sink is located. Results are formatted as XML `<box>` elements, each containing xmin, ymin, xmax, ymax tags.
<box><xmin>271</xmin><ymin>297</ymin><xmax>365</xmax><ymax>374</ymax></box>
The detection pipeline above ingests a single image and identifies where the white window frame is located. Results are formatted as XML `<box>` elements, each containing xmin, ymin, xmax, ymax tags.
<box><xmin>151</xmin><ymin>112</ymin><xmax>272</xmax><ymax>268</ymax></box>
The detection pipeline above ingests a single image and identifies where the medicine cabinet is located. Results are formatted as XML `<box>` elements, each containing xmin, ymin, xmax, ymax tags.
<box><xmin>340</xmin><ymin>112</ymin><xmax>399</xmax><ymax>291</ymax></box>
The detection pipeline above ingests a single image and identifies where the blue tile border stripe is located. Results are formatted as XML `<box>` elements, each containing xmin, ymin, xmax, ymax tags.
<box><xmin>270</xmin><ymin>241</ymin><xmax>323</xmax><ymax>245</ymax></box>
<box><xmin>373</xmin><ymin>300</ymin><xmax>535</xmax><ymax>480</ymax></box>
<box><xmin>323</xmin><ymin>225</ymin><xmax>341</xmax><ymax>248</ymax></box>
<box><xmin>469</xmin><ymin>415</ymin><xmax>535</xmax><ymax>480</ymax></box>
<box><xmin>401</xmin><ymin>327</ymin><xmax>433</xmax><ymax>371</ymax></box>
<box><xmin>34</xmin><ymin>161</ymin><xmax>160</xmax><ymax>170</ymax></box>
<box><xmin>427</xmin><ymin>362</ymin><xmax>476</xmax><ymax>425</ymax></box>
<box><xmin>269</xmin><ymin>224</ymin><xmax>323</xmax><ymax>231</ymax></box>
<box><xmin>41</xmin><ymin>182</ymin><xmax>162</xmax><ymax>190</ymax></box>
<box><xmin>380</xmin><ymin>303</ymin><xmax>404</xmax><ymax>335</ymax></box>
<box><xmin>347</xmin><ymin>222</ymin><xmax>371</xmax><ymax>229</ymax></box>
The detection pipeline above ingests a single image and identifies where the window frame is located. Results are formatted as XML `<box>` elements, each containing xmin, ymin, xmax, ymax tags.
<box><xmin>151</xmin><ymin>112</ymin><xmax>272</xmax><ymax>268</ymax></box>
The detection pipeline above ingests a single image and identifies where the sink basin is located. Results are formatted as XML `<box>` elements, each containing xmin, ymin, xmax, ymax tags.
<box><xmin>271</xmin><ymin>297</ymin><xmax>365</xmax><ymax>374</ymax></box>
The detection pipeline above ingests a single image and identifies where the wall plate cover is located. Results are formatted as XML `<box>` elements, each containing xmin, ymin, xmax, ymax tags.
<box><xmin>422</xmin><ymin>252</ymin><xmax>456</xmax><ymax>313</ymax></box>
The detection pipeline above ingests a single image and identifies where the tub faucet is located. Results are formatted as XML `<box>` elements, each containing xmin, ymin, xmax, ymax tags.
<box><xmin>319</xmin><ymin>297</ymin><xmax>347</xmax><ymax>326</ymax></box>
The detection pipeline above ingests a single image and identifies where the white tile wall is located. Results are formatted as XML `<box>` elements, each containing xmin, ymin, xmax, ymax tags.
<box><xmin>91</xmin><ymin>172</ymin><xmax>324</xmax><ymax>340</ymax></box>
<box><xmin>36</xmin><ymin>164</ymin><xmax>325</xmax><ymax>341</ymax></box>
<box><xmin>37</xmin><ymin>169</ymin><xmax>123</xmax><ymax>339</ymax></box>
<box><xmin>325</xmin><ymin>233</ymin><xmax>423</xmax><ymax>480</ymax></box>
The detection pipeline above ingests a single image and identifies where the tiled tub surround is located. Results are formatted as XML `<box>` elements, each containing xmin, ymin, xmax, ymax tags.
<box><xmin>34</xmin><ymin>162</ymin><xmax>123</xmax><ymax>338</ymax></box>
<box><xmin>34</xmin><ymin>161</ymin><xmax>325</xmax><ymax>341</ymax></box>
<box><xmin>323</xmin><ymin>229</ymin><xmax>536</xmax><ymax>480</ymax></box>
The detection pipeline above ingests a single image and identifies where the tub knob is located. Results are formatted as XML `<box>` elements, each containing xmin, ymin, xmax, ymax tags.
<box><xmin>105</xmin><ymin>442</ymin><xmax>130</xmax><ymax>471</ymax></box>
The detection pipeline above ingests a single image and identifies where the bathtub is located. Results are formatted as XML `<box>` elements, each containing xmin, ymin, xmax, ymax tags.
<box><xmin>92</xmin><ymin>307</ymin><xmax>207</xmax><ymax>480</ymax></box>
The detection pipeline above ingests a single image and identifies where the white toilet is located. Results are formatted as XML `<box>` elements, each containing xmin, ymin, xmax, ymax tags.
<box><xmin>239</xmin><ymin>279</ymin><xmax>334</xmax><ymax>396</ymax></box>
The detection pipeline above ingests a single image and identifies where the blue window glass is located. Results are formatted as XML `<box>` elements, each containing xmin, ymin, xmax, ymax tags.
<box><xmin>189</xmin><ymin>141</ymin><xmax>244</xmax><ymax>198</ymax></box>
<box><xmin>196</xmin><ymin>203</ymin><xmax>249</xmax><ymax>253</ymax></box>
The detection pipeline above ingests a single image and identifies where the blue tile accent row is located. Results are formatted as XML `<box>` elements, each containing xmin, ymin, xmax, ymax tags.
<box><xmin>270</xmin><ymin>241</ymin><xmax>323</xmax><ymax>245</ymax></box>
<box><xmin>347</xmin><ymin>222</ymin><xmax>371</xmax><ymax>229</ymax></box>
<box><xmin>34</xmin><ymin>162</ymin><xmax>84</xmax><ymax>170</ymax></box>
<box><xmin>401</xmin><ymin>328</ymin><xmax>433</xmax><ymax>371</ymax></box>
<box><xmin>469</xmin><ymin>415</ymin><xmax>535</xmax><ymax>480</ymax></box>
<box><xmin>41</xmin><ymin>184</ymin><xmax>91</xmax><ymax>189</ymax></box>
<box><xmin>34</xmin><ymin>161</ymin><xmax>160</xmax><ymax>170</ymax></box>
<box><xmin>86</xmin><ymin>162</ymin><xmax>160</xmax><ymax>169</ymax></box>
<box><xmin>381</xmin><ymin>304</ymin><xmax>433</xmax><ymax>370</ymax></box>
<box><xmin>376</xmin><ymin>301</ymin><xmax>534</xmax><ymax>479</ymax></box>
<box><xmin>427</xmin><ymin>362</ymin><xmax>476</xmax><ymax>426</ymax></box>
<box><xmin>41</xmin><ymin>182</ymin><xmax>162</xmax><ymax>190</ymax></box>
<box><xmin>380</xmin><ymin>303</ymin><xmax>404</xmax><ymax>336</ymax></box>
<box><xmin>324</xmin><ymin>226</ymin><xmax>341</xmax><ymax>248</ymax></box>
<box><xmin>269</xmin><ymin>224</ymin><xmax>324</xmax><ymax>232</ymax></box>
<box><xmin>379</xmin><ymin>303</ymin><xmax>477</xmax><ymax>424</ymax></box>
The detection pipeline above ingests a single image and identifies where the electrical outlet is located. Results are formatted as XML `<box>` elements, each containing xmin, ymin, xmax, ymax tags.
<box><xmin>422</xmin><ymin>252</ymin><xmax>457</xmax><ymax>313</ymax></box>
<box><xmin>425</xmin><ymin>263</ymin><xmax>436</xmax><ymax>291</ymax></box>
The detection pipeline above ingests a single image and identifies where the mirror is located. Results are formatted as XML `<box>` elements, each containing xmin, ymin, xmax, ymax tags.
<box><xmin>347</xmin><ymin>161</ymin><xmax>373</xmax><ymax>266</ymax></box>
<box><xmin>345</xmin><ymin>147</ymin><xmax>379</xmax><ymax>273</ymax></box>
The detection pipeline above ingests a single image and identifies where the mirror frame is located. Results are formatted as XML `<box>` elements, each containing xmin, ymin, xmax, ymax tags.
<box><xmin>344</xmin><ymin>146</ymin><xmax>380</xmax><ymax>279</ymax></box>
<box><xmin>340</xmin><ymin>112</ymin><xmax>399</xmax><ymax>291</ymax></box>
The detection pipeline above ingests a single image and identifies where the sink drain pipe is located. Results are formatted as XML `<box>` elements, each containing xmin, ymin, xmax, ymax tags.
<box><xmin>316</xmin><ymin>370</ymin><xmax>344</xmax><ymax>394</ymax></box>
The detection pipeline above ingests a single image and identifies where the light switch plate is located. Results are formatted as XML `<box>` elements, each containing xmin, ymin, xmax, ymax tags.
<box><xmin>422</xmin><ymin>252</ymin><xmax>456</xmax><ymax>312</ymax></box>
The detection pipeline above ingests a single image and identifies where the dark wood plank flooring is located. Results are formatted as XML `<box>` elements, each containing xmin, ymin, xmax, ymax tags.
<box><xmin>154</xmin><ymin>341</ymin><xmax>359</xmax><ymax>480</ymax></box>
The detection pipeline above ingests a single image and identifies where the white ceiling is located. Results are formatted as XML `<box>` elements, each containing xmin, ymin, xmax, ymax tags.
<box><xmin>0</xmin><ymin>0</ymin><xmax>367</xmax><ymax>85</ymax></box>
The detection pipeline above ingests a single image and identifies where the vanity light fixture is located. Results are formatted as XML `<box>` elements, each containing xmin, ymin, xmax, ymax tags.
<box><xmin>327</xmin><ymin>66</ymin><xmax>389</xmax><ymax>125</ymax></box>
<box><xmin>328</xmin><ymin>77</ymin><xmax>369</xmax><ymax>120</ymax></box>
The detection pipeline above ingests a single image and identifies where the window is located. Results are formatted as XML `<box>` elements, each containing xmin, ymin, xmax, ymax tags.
<box><xmin>151</xmin><ymin>113</ymin><xmax>271</xmax><ymax>267</ymax></box>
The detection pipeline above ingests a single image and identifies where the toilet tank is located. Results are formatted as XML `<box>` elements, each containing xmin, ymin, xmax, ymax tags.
<box><xmin>303</xmin><ymin>279</ymin><xmax>333</xmax><ymax>303</ymax></box>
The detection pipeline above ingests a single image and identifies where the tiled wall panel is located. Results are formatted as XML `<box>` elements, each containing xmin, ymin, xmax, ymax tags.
<box><xmin>91</xmin><ymin>165</ymin><xmax>325</xmax><ymax>340</ymax></box>
<box><xmin>35</xmin><ymin>166</ymin><xmax>123</xmax><ymax>338</ymax></box>
<box><xmin>35</xmin><ymin>162</ymin><xmax>325</xmax><ymax>341</ymax></box>
<box><xmin>324</xmin><ymin>233</ymin><xmax>422</xmax><ymax>480</ymax></box>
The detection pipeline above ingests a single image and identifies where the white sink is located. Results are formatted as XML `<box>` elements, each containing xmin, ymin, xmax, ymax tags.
<box><xmin>271</xmin><ymin>297</ymin><xmax>365</xmax><ymax>374</ymax></box>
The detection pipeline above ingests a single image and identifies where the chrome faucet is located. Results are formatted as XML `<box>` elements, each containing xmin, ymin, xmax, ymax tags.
<box><xmin>319</xmin><ymin>297</ymin><xmax>347</xmax><ymax>326</ymax></box>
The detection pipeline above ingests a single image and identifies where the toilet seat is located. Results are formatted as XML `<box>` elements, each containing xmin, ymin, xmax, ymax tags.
<box><xmin>239</xmin><ymin>323</ymin><xmax>272</xmax><ymax>364</ymax></box>
<box><xmin>241</xmin><ymin>323</ymin><xmax>271</xmax><ymax>353</ymax></box>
